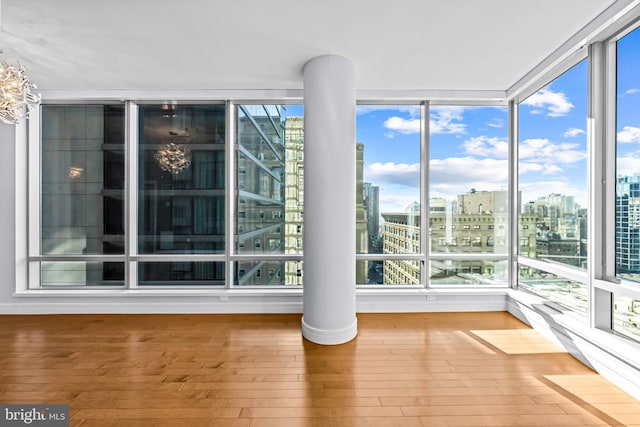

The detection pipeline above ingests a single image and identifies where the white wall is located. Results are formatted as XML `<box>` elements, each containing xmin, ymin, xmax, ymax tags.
<box><xmin>0</xmin><ymin>124</ymin><xmax>16</xmax><ymax>305</ymax></box>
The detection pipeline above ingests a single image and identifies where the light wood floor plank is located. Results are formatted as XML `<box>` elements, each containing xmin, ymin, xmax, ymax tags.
<box><xmin>0</xmin><ymin>312</ymin><xmax>636</xmax><ymax>426</ymax></box>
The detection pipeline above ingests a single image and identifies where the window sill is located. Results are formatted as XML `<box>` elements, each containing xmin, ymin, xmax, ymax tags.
<box><xmin>508</xmin><ymin>288</ymin><xmax>640</xmax><ymax>400</ymax></box>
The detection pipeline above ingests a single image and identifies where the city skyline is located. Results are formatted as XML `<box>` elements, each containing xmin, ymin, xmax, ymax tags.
<box><xmin>287</xmin><ymin>28</ymin><xmax>640</xmax><ymax>215</ymax></box>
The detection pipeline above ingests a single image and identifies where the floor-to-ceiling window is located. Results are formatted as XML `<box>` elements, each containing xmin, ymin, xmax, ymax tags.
<box><xmin>517</xmin><ymin>59</ymin><xmax>589</xmax><ymax>313</ymax></box>
<box><xmin>429</xmin><ymin>104</ymin><xmax>509</xmax><ymax>286</ymax></box>
<box><xmin>355</xmin><ymin>104</ymin><xmax>422</xmax><ymax>285</ymax></box>
<box><xmin>614</xmin><ymin>25</ymin><xmax>640</xmax><ymax>340</ymax></box>
<box><xmin>138</xmin><ymin>104</ymin><xmax>226</xmax><ymax>286</ymax></box>
<box><xmin>30</xmin><ymin>102</ymin><xmax>304</xmax><ymax>288</ymax></box>
<box><xmin>235</xmin><ymin>104</ymin><xmax>304</xmax><ymax>286</ymax></box>
<box><xmin>37</xmin><ymin>105</ymin><xmax>126</xmax><ymax>287</ymax></box>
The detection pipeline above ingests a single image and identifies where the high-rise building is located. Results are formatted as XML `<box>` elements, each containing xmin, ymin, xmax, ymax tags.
<box><xmin>524</xmin><ymin>193</ymin><xmax>580</xmax><ymax>239</ymax></box>
<box><xmin>381</xmin><ymin>212</ymin><xmax>421</xmax><ymax>285</ymax></box>
<box><xmin>236</xmin><ymin>105</ymin><xmax>288</xmax><ymax>285</ymax></box>
<box><xmin>363</xmin><ymin>183</ymin><xmax>380</xmax><ymax>240</ymax></box>
<box><xmin>523</xmin><ymin>192</ymin><xmax>584</xmax><ymax>267</ymax></box>
<box><xmin>381</xmin><ymin>191</ymin><xmax>537</xmax><ymax>284</ymax></box>
<box><xmin>356</xmin><ymin>143</ymin><xmax>369</xmax><ymax>284</ymax></box>
<box><xmin>617</xmin><ymin>174</ymin><xmax>640</xmax><ymax>277</ymax></box>
<box><xmin>457</xmin><ymin>189</ymin><xmax>507</xmax><ymax>215</ymax></box>
<box><xmin>284</xmin><ymin>116</ymin><xmax>305</xmax><ymax>285</ymax></box>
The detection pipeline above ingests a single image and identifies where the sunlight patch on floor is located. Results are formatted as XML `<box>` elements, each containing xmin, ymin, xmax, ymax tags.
<box><xmin>470</xmin><ymin>329</ymin><xmax>566</xmax><ymax>354</ymax></box>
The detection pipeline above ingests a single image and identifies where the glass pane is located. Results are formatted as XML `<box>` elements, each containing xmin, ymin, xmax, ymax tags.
<box><xmin>613</xmin><ymin>295</ymin><xmax>640</xmax><ymax>341</ymax></box>
<box><xmin>41</xmin><ymin>105</ymin><xmax>125</xmax><ymax>255</ymax></box>
<box><xmin>357</xmin><ymin>106</ymin><xmax>421</xmax><ymax>255</ymax></box>
<box><xmin>616</xmin><ymin>27</ymin><xmax>640</xmax><ymax>283</ymax></box>
<box><xmin>41</xmin><ymin>261</ymin><xmax>124</xmax><ymax>287</ymax></box>
<box><xmin>518</xmin><ymin>60</ymin><xmax>588</xmax><ymax>269</ymax></box>
<box><xmin>138</xmin><ymin>262</ymin><xmax>224</xmax><ymax>286</ymax></box>
<box><xmin>429</xmin><ymin>106</ymin><xmax>509</xmax><ymax>255</ymax></box>
<box><xmin>518</xmin><ymin>266</ymin><xmax>587</xmax><ymax>313</ymax></box>
<box><xmin>356</xmin><ymin>259</ymin><xmax>420</xmax><ymax>285</ymax></box>
<box><xmin>235</xmin><ymin>261</ymin><xmax>303</xmax><ymax>286</ymax></box>
<box><xmin>138</xmin><ymin>104</ymin><xmax>225</xmax><ymax>254</ymax></box>
<box><xmin>356</xmin><ymin>105</ymin><xmax>421</xmax><ymax>284</ymax></box>
<box><xmin>237</xmin><ymin>105</ymin><xmax>303</xmax><ymax>256</ymax></box>
<box><xmin>430</xmin><ymin>259</ymin><xmax>507</xmax><ymax>285</ymax></box>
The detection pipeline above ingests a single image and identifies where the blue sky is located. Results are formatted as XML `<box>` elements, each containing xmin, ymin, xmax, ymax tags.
<box><xmin>518</xmin><ymin>59</ymin><xmax>588</xmax><ymax>208</ymax></box>
<box><xmin>617</xmin><ymin>26</ymin><xmax>640</xmax><ymax>183</ymax></box>
<box><xmin>353</xmin><ymin>57</ymin><xmax>590</xmax><ymax>213</ymax></box>
<box><xmin>357</xmin><ymin>105</ymin><xmax>511</xmax><ymax>213</ymax></box>
<box><xmin>286</xmin><ymin>26</ymin><xmax>639</xmax><ymax>214</ymax></box>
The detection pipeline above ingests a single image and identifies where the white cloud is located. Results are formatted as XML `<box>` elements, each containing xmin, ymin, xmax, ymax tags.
<box><xmin>617</xmin><ymin>151</ymin><xmax>640</xmax><ymax>177</ymax></box>
<box><xmin>382</xmin><ymin>106</ymin><xmax>472</xmax><ymax>136</ymax></box>
<box><xmin>367</xmin><ymin>157</ymin><xmax>510</xmax><ymax>199</ymax></box>
<box><xmin>563</xmin><ymin>127</ymin><xmax>585</xmax><ymax>138</ymax></box>
<box><xmin>617</xmin><ymin>126</ymin><xmax>640</xmax><ymax>143</ymax></box>
<box><xmin>522</xmin><ymin>88</ymin><xmax>574</xmax><ymax>117</ymax></box>
<box><xmin>378</xmin><ymin>193</ymin><xmax>421</xmax><ymax>213</ymax></box>
<box><xmin>429</xmin><ymin>157</ymin><xmax>509</xmax><ymax>199</ymax></box>
<box><xmin>366</xmin><ymin>162</ymin><xmax>420</xmax><ymax>187</ymax></box>
<box><xmin>384</xmin><ymin>131</ymin><xmax>395</xmax><ymax>139</ymax></box>
<box><xmin>430</xmin><ymin>106</ymin><xmax>467</xmax><ymax>134</ymax></box>
<box><xmin>384</xmin><ymin>117</ymin><xmax>420</xmax><ymax>134</ymax></box>
<box><xmin>519</xmin><ymin>138</ymin><xmax>586</xmax><ymax>164</ymax></box>
<box><xmin>519</xmin><ymin>162</ymin><xmax>564</xmax><ymax>175</ymax></box>
<box><xmin>462</xmin><ymin>136</ymin><xmax>508</xmax><ymax>158</ymax></box>
<box><xmin>625</xmin><ymin>88</ymin><xmax>640</xmax><ymax>95</ymax></box>
<box><xmin>430</xmin><ymin>157</ymin><xmax>508</xmax><ymax>185</ymax></box>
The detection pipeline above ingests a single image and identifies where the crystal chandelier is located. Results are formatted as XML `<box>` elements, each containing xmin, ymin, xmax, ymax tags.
<box><xmin>154</xmin><ymin>142</ymin><xmax>192</xmax><ymax>175</ymax></box>
<box><xmin>0</xmin><ymin>60</ymin><xmax>40</xmax><ymax>125</ymax></box>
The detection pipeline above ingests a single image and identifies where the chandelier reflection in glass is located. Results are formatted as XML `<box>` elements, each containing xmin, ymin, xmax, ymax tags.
<box><xmin>154</xmin><ymin>141</ymin><xmax>192</xmax><ymax>175</ymax></box>
<box><xmin>0</xmin><ymin>61</ymin><xmax>40</xmax><ymax>125</ymax></box>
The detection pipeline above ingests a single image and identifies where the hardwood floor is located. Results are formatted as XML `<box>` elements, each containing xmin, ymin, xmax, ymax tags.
<box><xmin>0</xmin><ymin>312</ymin><xmax>638</xmax><ymax>426</ymax></box>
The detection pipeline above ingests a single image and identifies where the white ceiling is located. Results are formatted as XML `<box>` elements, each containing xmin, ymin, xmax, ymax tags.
<box><xmin>0</xmin><ymin>0</ymin><xmax>619</xmax><ymax>92</ymax></box>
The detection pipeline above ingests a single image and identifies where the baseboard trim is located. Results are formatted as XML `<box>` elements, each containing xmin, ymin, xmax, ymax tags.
<box><xmin>301</xmin><ymin>316</ymin><xmax>358</xmax><ymax>345</ymax></box>
<box><xmin>0</xmin><ymin>301</ymin><xmax>304</xmax><ymax>314</ymax></box>
<box><xmin>2</xmin><ymin>289</ymin><xmax>510</xmax><ymax>314</ymax></box>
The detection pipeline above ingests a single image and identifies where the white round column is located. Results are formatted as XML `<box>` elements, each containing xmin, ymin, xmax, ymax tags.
<box><xmin>302</xmin><ymin>55</ymin><xmax>357</xmax><ymax>345</ymax></box>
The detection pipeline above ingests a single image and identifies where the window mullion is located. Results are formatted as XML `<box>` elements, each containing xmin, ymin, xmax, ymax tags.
<box><xmin>421</xmin><ymin>101</ymin><xmax>429</xmax><ymax>288</ymax></box>
<box><xmin>509</xmin><ymin>100</ymin><xmax>519</xmax><ymax>290</ymax></box>
<box><xmin>27</xmin><ymin>107</ymin><xmax>41</xmax><ymax>289</ymax></box>
<box><xmin>225</xmin><ymin>100</ymin><xmax>236</xmax><ymax>289</ymax></box>
<box><xmin>588</xmin><ymin>42</ymin><xmax>611</xmax><ymax>330</ymax></box>
<box><xmin>127</xmin><ymin>101</ymin><xmax>139</xmax><ymax>289</ymax></box>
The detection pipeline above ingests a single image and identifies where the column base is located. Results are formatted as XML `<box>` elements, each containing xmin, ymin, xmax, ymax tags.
<box><xmin>301</xmin><ymin>316</ymin><xmax>358</xmax><ymax>345</ymax></box>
